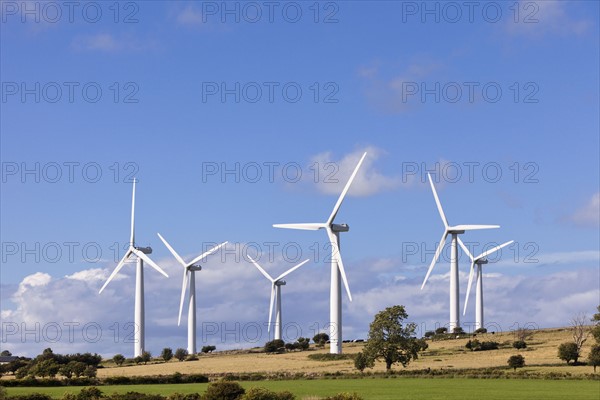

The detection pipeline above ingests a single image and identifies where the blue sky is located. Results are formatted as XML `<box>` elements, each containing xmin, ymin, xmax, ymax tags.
<box><xmin>1</xmin><ymin>1</ymin><xmax>599</xmax><ymax>357</ymax></box>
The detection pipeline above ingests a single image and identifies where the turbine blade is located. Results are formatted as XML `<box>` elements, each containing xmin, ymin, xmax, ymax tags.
<box><xmin>421</xmin><ymin>231</ymin><xmax>448</xmax><ymax>289</ymax></box>
<box><xmin>268</xmin><ymin>284</ymin><xmax>276</xmax><ymax>333</ymax></box>
<box><xmin>272</xmin><ymin>223</ymin><xmax>325</xmax><ymax>231</ymax></box>
<box><xmin>99</xmin><ymin>249</ymin><xmax>132</xmax><ymax>294</ymax></box>
<box><xmin>463</xmin><ymin>261</ymin><xmax>476</xmax><ymax>315</ymax></box>
<box><xmin>247</xmin><ymin>255</ymin><xmax>274</xmax><ymax>282</ymax></box>
<box><xmin>130</xmin><ymin>179</ymin><xmax>136</xmax><ymax>246</ymax></box>
<box><xmin>275</xmin><ymin>259</ymin><xmax>310</xmax><ymax>281</ymax></box>
<box><xmin>178</xmin><ymin>270</ymin><xmax>189</xmax><ymax>326</ymax></box>
<box><xmin>327</xmin><ymin>152</ymin><xmax>367</xmax><ymax>225</ymax></box>
<box><xmin>188</xmin><ymin>242</ymin><xmax>228</xmax><ymax>266</ymax></box>
<box><xmin>457</xmin><ymin>236</ymin><xmax>474</xmax><ymax>262</ymax></box>
<box><xmin>326</xmin><ymin>228</ymin><xmax>352</xmax><ymax>302</ymax></box>
<box><xmin>133</xmin><ymin>248</ymin><xmax>169</xmax><ymax>278</ymax></box>
<box><xmin>157</xmin><ymin>233</ymin><xmax>186</xmax><ymax>267</ymax></box>
<box><xmin>428</xmin><ymin>173</ymin><xmax>449</xmax><ymax>228</ymax></box>
<box><xmin>451</xmin><ymin>224</ymin><xmax>500</xmax><ymax>231</ymax></box>
<box><xmin>475</xmin><ymin>240</ymin><xmax>514</xmax><ymax>261</ymax></box>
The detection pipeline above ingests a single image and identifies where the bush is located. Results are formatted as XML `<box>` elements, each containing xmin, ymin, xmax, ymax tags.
<box><xmin>264</xmin><ymin>340</ymin><xmax>285</xmax><ymax>354</ymax></box>
<box><xmin>466</xmin><ymin>340</ymin><xmax>497</xmax><ymax>351</ymax></box>
<box><xmin>313</xmin><ymin>333</ymin><xmax>329</xmax><ymax>347</ymax></box>
<box><xmin>107</xmin><ymin>392</ymin><xmax>165</xmax><ymax>400</ymax></box>
<box><xmin>353</xmin><ymin>352</ymin><xmax>373</xmax><ymax>372</ymax></box>
<box><xmin>202</xmin><ymin>381</ymin><xmax>245</xmax><ymax>400</ymax></box>
<box><xmin>7</xmin><ymin>394</ymin><xmax>53</xmax><ymax>400</ymax></box>
<box><xmin>161</xmin><ymin>348</ymin><xmax>173</xmax><ymax>362</ymax></box>
<box><xmin>112</xmin><ymin>354</ymin><xmax>125</xmax><ymax>367</ymax></box>
<box><xmin>241</xmin><ymin>387</ymin><xmax>295</xmax><ymax>400</ymax></box>
<box><xmin>558</xmin><ymin>342</ymin><xmax>580</xmax><ymax>364</ymax></box>
<box><xmin>174</xmin><ymin>349</ymin><xmax>188</xmax><ymax>362</ymax></box>
<box><xmin>201</xmin><ymin>346</ymin><xmax>216</xmax><ymax>354</ymax></box>
<box><xmin>185</xmin><ymin>355</ymin><xmax>198</xmax><ymax>362</ymax></box>
<box><xmin>76</xmin><ymin>387</ymin><xmax>103</xmax><ymax>400</ymax></box>
<box><xmin>424</xmin><ymin>331</ymin><xmax>435</xmax><ymax>338</ymax></box>
<box><xmin>474</xmin><ymin>328</ymin><xmax>488</xmax><ymax>334</ymax></box>
<box><xmin>479</xmin><ymin>341</ymin><xmax>499</xmax><ymax>351</ymax></box>
<box><xmin>453</xmin><ymin>327</ymin><xmax>465</xmax><ymax>335</ymax></box>
<box><xmin>167</xmin><ymin>394</ymin><xmax>200</xmax><ymax>400</ymax></box>
<box><xmin>435</xmin><ymin>327</ymin><xmax>447</xmax><ymax>335</ymax></box>
<box><xmin>513</xmin><ymin>340</ymin><xmax>527</xmax><ymax>349</ymax></box>
<box><xmin>507</xmin><ymin>355</ymin><xmax>525</xmax><ymax>371</ymax></box>
<box><xmin>323</xmin><ymin>394</ymin><xmax>363</xmax><ymax>400</ymax></box>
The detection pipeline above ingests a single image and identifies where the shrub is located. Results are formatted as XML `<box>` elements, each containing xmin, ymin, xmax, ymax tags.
<box><xmin>161</xmin><ymin>348</ymin><xmax>173</xmax><ymax>362</ymax></box>
<box><xmin>479</xmin><ymin>341</ymin><xmax>499</xmax><ymax>351</ymax></box>
<box><xmin>201</xmin><ymin>346</ymin><xmax>216</xmax><ymax>354</ymax></box>
<box><xmin>474</xmin><ymin>328</ymin><xmax>488</xmax><ymax>334</ymax></box>
<box><xmin>424</xmin><ymin>331</ymin><xmax>435</xmax><ymax>338</ymax></box>
<box><xmin>185</xmin><ymin>355</ymin><xmax>198</xmax><ymax>362</ymax></box>
<box><xmin>507</xmin><ymin>355</ymin><xmax>525</xmax><ymax>371</ymax></box>
<box><xmin>264</xmin><ymin>340</ymin><xmax>285</xmax><ymax>354</ymax></box>
<box><xmin>513</xmin><ymin>340</ymin><xmax>527</xmax><ymax>349</ymax></box>
<box><xmin>8</xmin><ymin>394</ymin><xmax>53</xmax><ymax>400</ymax></box>
<box><xmin>167</xmin><ymin>394</ymin><xmax>200</xmax><ymax>400</ymax></box>
<box><xmin>453</xmin><ymin>327</ymin><xmax>465</xmax><ymax>335</ymax></box>
<box><xmin>76</xmin><ymin>387</ymin><xmax>103</xmax><ymax>400</ymax></box>
<box><xmin>323</xmin><ymin>394</ymin><xmax>363</xmax><ymax>400</ymax></box>
<box><xmin>312</xmin><ymin>333</ymin><xmax>329</xmax><ymax>347</ymax></box>
<box><xmin>435</xmin><ymin>327</ymin><xmax>447</xmax><ymax>335</ymax></box>
<box><xmin>107</xmin><ymin>392</ymin><xmax>165</xmax><ymax>400</ymax></box>
<box><xmin>202</xmin><ymin>381</ymin><xmax>245</xmax><ymax>400</ymax></box>
<box><xmin>241</xmin><ymin>387</ymin><xmax>295</xmax><ymax>400</ymax></box>
<box><xmin>174</xmin><ymin>349</ymin><xmax>188</xmax><ymax>362</ymax></box>
<box><xmin>353</xmin><ymin>352</ymin><xmax>373</xmax><ymax>372</ymax></box>
<box><xmin>112</xmin><ymin>355</ymin><xmax>125</xmax><ymax>367</ymax></box>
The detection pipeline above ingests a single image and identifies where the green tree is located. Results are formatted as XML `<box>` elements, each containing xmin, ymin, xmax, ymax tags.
<box><xmin>1</xmin><ymin>350</ymin><xmax>12</xmax><ymax>357</ymax></box>
<box><xmin>161</xmin><ymin>348</ymin><xmax>173</xmax><ymax>362</ymax></box>
<box><xmin>588</xmin><ymin>344</ymin><xmax>600</xmax><ymax>373</ymax></box>
<box><xmin>174</xmin><ymin>348</ymin><xmax>188</xmax><ymax>362</ymax></box>
<box><xmin>31</xmin><ymin>359</ymin><xmax>60</xmax><ymax>378</ymax></box>
<box><xmin>312</xmin><ymin>333</ymin><xmax>329</xmax><ymax>347</ymax></box>
<box><xmin>203</xmin><ymin>381</ymin><xmax>245</xmax><ymax>400</ymax></box>
<box><xmin>507</xmin><ymin>354</ymin><xmax>525</xmax><ymax>371</ymax></box>
<box><xmin>113</xmin><ymin>354</ymin><xmax>126</xmax><ymax>366</ymax></box>
<box><xmin>513</xmin><ymin>340</ymin><xmax>527</xmax><ymax>349</ymax></box>
<box><xmin>435</xmin><ymin>327</ymin><xmax>447</xmax><ymax>335</ymax></box>
<box><xmin>140</xmin><ymin>351</ymin><xmax>152</xmax><ymax>365</ymax></box>
<box><xmin>83</xmin><ymin>365</ymin><xmax>97</xmax><ymax>378</ymax></box>
<box><xmin>558</xmin><ymin>342</ymin><xmax>580</xmax><ymax>364</ymax></box>
<box><xmin>70</xmin><ymin>361</ymin><xmax>88</xmax><ymax>378</ymax></box>
<box><xmin>201</xmin><ymin>346</ymin><xmax>216</xmax><ymax>353</ymax></box>
<box><xmin>264</xmin><ymin>339</ymin><xmax>285</xmax><ymax>353</ymax></box>
<box><xmin>361</xmin><ymin>305</ymin><xmax>428</xmax><ymax>370</ymax></box>
<box><xmin>353</xmin><ymin>352</ymin><xmax>374</xmax><ymax>372</ymax></box>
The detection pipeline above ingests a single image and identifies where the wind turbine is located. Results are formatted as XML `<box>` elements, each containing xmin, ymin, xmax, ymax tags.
<box><xmin>99</xmin><ymin>179</ymin><xmax>169</xmax><ymax>357</ymax></box>
<box><xmin>247</xmin><ymin>256</ymin><xmax>310</xmax><ymax>341</ymax></box>
<box><xmin>273</xmin><ymin>151</ymin><xmax>367</xmax><ymax>354</ymax></box>
<box><xmin>421</xmin><ymin>173</ymin><xmax>499</xmax><ymax>332</ymax></box>
<box><xmin>157</xmin><ymin>234</ymin><xmax>228</xmax><ymax>354</ymax></box>
<box><xmin>458</xmin><ymin>238</ymin><xmax>513</xmax><ymax>331</ymax></box>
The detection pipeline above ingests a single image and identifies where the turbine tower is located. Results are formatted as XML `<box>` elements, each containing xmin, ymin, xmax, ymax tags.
<box><xmin>421</xmin><ymin>173</ymin><xmax>499</xmax><ymax>332</ymax></box>
<box><xmin>274</xmin><ymin>151</ymin><xmax>367</xmax><ymax>354</ymax></box>
<box><xmin>99</xmin><ymin>179</ymin><xmax>169</xmax><ymax>357</ymax></box>
<box><xmin>458</xmin><ymin>238</ymin><xmax>513</xmax><ymax>330</ymax></box>
<box><xmin>157</xmin><ymin>234</ymin><xmax>228</xmax><ymax>355</ymax></box>
<box><xmin>247</xmin><ymin>256</ymin><xmax>309</xmax><ymax>341</ymax></box>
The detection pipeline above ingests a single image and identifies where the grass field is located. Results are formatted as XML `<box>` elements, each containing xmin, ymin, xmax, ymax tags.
<box><xmin>4</xmin><ymin>379</ymin><xmax>600</xmax><ymax>400</ymax></box>
<box><xmin>92</xmin><ymin>327</ymin><xmax>597</xmax><ymax>377</ymax></box>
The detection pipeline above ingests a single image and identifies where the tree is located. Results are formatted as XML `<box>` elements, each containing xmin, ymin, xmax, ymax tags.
<box><xmin>113</xmin><ymin>354</ymin><xmax>126</xmax><ymax>366</ymax></box>
<box><xmin>361</xmin><ymin>305</ymin><xmax>428</xmax><ymax>370</ymax></box>
<box><xmin>203</xmin><ymin>381</ymin><xmax>245</xmax><ymax>400</ymax></box>
<box><xmin>558</xmin><ymin>342</ymin><xmax>580</xmax><ymax>364</ymax></box>
<box><xmin>140</xmin><ymin>351</ymin><xmax>152</xmax><ymax>365</ymax></box>
<box><xmin>313</xmin><ymin>333</ymin><xmax>329</xmax><ymax>347</ymax></box>
<box><xmin>591</xmin><ymin>306</ymin><xmax>600</xmax><ymax>344</ymax></box>
<box><xmin>453</xmin><ymin>327</ymin><xmax>465</xmax><ymax>335</ymax></box>
<box><xmin>69</xmin><ymin>361</ymin><xmax>87</xmax><ymax>378</ymax></box>
<box><xmin>435</xmin><ymin>327</ymin><xmax>447</xmax><ymax>335</ymax></box>
<box><xmin>31</xmin><ymin>359</ymin><xmax>60</xmax><ymax>378</ymax></box>
<box><xmin>83</xmin><ymin>365</ymin><xmax>97</xmax><ymax>378</ymax></box>
<box><xmin>507</xmin><ymin>354</ymin><xmax>525</xmax><ymax>371</ymax></box>
<box><xmin>571</xmin><ymin>313</ymin><xmax>589</xmax><ymax>357</ymax></box>
<box><xmin>296</xmin><ymin>338</ymin><xmax>310</xmax><ymax>351</ymax></box>
<box><xmin>264</xmin><ymin>339</ymin><xmax>285</xmax><ymax>353</ymax></box>
<box><xmin>161</xmin><ymin>348</ymin><xmax>173</xmax><ymax>362</ymax></box>
<box><xmin>474</xmin><ymin>328</ymin><xmax>487</xmax><ymax>334</ymax></box>
<box><xmin>588</xmin><ymin>344</ymin><xmax>600</xmax><ymax>373</ymax></box>
<box><xmin>174</xmin><ymin>348</ymin><xmax>188</xmax><ymax>362</ymax></box>
<box><xmin>201</xmin><ymin>346</ymin><xmax>216</xmax><ymax>354</ymax></box>
<box><xmin>513</xmin><ymin>340</ymin><xmax>527</xmax><ymax>349</ymax></box>
<box><xmin>1</xmin><ymin>350</ymin><xmax>12</xmax><ymax>357</ymax></box>
<box><xmin>354</xmin><ymin>352</ymin><xmax>374</xmax><ymax>372</ymax></box>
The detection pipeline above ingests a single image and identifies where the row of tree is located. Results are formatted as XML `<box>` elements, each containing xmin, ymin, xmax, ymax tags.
<box><xmin>0</xmin><ymin>348</ymin><xmax>100</xmax><ymax>379</ymax></box>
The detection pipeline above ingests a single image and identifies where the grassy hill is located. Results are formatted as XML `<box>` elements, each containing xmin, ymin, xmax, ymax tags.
<box><xmin>97</xmin><ymin>327</ymin><xmax>598</xmax><ymax>378</ymax></box>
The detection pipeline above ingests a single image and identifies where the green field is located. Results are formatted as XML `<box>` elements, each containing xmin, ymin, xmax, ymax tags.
<box><xmin>4</xmin><ymin>379</ymin><xmax>600</xmax><ymax>400</ymax></box>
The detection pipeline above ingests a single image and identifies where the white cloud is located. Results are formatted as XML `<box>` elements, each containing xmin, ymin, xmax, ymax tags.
<box><xmin>565</xmin><ymin>193</ymin><xmax>600</xmax><ymax>228</ymax></box>
<box><xmin>176</xmin><ymin>6</ymin><xmax>204</xmax><ymax>26</ymax></box>
<box><xmin>505</xmin><ymin>1</ymin><xmax>591</xmax><ymax>37</ymax></box>
<box><xmin>308</xmin><ymin>147</ymin><xmax>405</xmax><ymax>196</ymax></box>
<box><xmin>71</xmin><ymin>33</ymin><xmax>154</xmax><ymax>53</ymax></box>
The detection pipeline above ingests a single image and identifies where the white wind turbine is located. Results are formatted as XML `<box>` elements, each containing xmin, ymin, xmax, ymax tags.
<box><xmin>421</xmin><ymin>173</ymin><xmax>499</xmax><ymax>332</ymax></box>
<box><xmin>247</xmin><ymin>256</ymin><xmax>310</xmax><ymax>341</ymax></box>
<box><xmin>274</xmin><ymin>151</ymin><xmax>367</xmax><ymax>354</ymax></box>
<box><xmin>157</xmin><ymin>234</ymin><xmax>228</xmax><ymax>355</ymax></box>
<box><xmin>99</xmin><ymin>179</ymin><xmax>169</xmax><ymax>357</ymax></box>
<box><xmin>458</xmin><ymin>238</ymin><xmax>513</xmax><ymax>331</ymax></box>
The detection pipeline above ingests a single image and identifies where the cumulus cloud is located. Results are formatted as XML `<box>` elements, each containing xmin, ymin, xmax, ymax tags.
<box><xmin>308</xmin><ymin>147</ymin><xmax>406</xmax><ymax>196</ymax></box>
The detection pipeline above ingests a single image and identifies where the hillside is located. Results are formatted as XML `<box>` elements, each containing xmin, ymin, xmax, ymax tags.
<box><xmin>97</xmin><ymin>327</ymin><xmax>598</xmax><ymax>377</ymax></box>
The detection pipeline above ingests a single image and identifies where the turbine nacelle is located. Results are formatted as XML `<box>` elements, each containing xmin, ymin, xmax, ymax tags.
<box><xmin>187</xmin><ymin>265</ymin><xmax>202</xmax><ymax>272</ymax></box>
<box><xmin>274</xmin><ymin>280</ymin><xmax>287</xmax><ymax>286</ymax></box>
<box><xmin>331</xmin><ymin>223</ymin><xmax>349</xmax><ymax>232</ymax></box>
<box><xmin>135</xmin><ymin>246</ymin><xmax>152</xmax><ymax>254</ymax></box>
